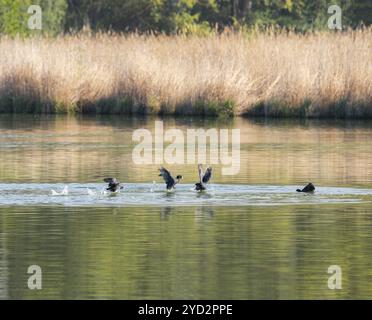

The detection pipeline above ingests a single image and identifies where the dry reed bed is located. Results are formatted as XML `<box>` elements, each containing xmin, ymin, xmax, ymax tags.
<box><xmin>0</xmin><ymin>30</ymin><xmax>371</xmax><ymax>117</ymax></box>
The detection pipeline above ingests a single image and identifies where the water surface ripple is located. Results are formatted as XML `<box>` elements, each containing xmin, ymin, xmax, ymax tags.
<box><xmin>1</xmin><ymin>183</ymin><xmax>372</xmax><ymax>207</ymax></box>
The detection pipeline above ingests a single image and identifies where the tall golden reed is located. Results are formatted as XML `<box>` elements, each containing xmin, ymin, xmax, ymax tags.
<box><xmin>0</xmin><ymin>29</ymin><xmax>371</xmax><ymax>117</ymax></box>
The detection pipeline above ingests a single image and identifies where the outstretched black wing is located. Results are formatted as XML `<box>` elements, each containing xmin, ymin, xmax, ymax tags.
<box><xmin>104</xmin><ymin>178</ymin><xmax>118</xmax><ymax>184</ymax></box>
<box><xmin>202</xmin><ymin>167</ymin><xmax>212</xmax><ymax>184</ymax></box>
<box><xmin>302</xmin><ymin>183</ymin><xmax>315</xmax><ymax>192</ymax></box>
<box><xmin>198</xmin><ymin>164</ymin><xmax>204</xmax><ymax>183</ymax></box>
<box><xmin>159</xmin><ymin>167</ymin><xmax>175</xmax><ymax>190</ymax></box>
<box><xmin>104</xmin><ymin>177</ymin><xmax>121</xmax><ymax>192</ymax></box>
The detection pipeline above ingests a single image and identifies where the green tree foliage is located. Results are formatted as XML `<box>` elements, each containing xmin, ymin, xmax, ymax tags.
<box><xmin>351</xmin><ymin>0</ymin><xmax>372</xmax><ymax>27</ymax></box>
<box><xmin>0</xmin><ymin>0</ymin><xmax>371</xmax><ymax>36</ymax></box>
<box><xmin>65</xmin><ymin>0</ymin><xmax>212</xmax><ymax>34</ymax></box>
<box><xmin>65</xmin><ymin>0</ymin><xmax>161</xmax><ymax>32</ymax></box>
<box><xmin>0</xmin><ymin>0</ymin><xmax>32</xmax><ymax>36</ymax></box>
<box><xmin>0</xmin><ymin>0</ymin><xmax>67</xmax><ymax>36</ymax></box>
<box><xmin>38</xmin><ymin>0</ymin><xmax>67</xmax><ymax>35</ymax></box>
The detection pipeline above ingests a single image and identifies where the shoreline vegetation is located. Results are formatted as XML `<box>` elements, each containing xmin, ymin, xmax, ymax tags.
<box><xmin>0</xmin><ymin>29</ymin><xmax>371</xmax><ymax>119</ymax></box>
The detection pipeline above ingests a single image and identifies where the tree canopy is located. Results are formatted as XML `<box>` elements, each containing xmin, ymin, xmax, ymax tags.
<box><xmin>0</xmin><ymin>0</ymin><xmax>371</xmax><ymax>36</ymax></box>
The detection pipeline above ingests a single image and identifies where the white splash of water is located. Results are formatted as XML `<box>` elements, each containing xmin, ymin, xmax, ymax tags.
<box><xmin>150</xmin><ymin>181</ymin><xmax>156</xmax><ymax>193</ymax></box>
<box><xmin>51</xmin><ymin>185</ymin><xmax>68</xmax><ymax>196</ymax></box>
<box><xmin>87</xmin><ymin>188</ymin><xmax>96</xmax><ymax>196</ymax></box>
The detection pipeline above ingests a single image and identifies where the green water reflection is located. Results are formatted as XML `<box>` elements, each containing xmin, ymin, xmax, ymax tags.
<box><xmin>1</xmin><ymin>205</ymin><xmax>372</xmax><ymax>299</ymax></box>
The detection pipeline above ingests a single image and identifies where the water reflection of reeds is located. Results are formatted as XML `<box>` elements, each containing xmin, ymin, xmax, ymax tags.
<box><xmin>0</xmin><ymin>116</ymin><xmax>372</xmax><ymax>187</ymax></box>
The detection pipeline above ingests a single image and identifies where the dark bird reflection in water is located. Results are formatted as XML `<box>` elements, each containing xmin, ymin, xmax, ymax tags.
<box><xmin>160</xmin><ymin>206</ymin><xmax>214</xmax><ymax>221</ymax></box>
<box><xmin>195</xmin><ymin>206</ymin><xmax>215</xmax><ymax>221</ymax></box>
<box><xmin>160</xmin><ymin>206</ymin><xmax>173</xmax><ymax>220</ymax></box>
<box><xmin>196</xmin><ymin>192</ymin><xmax>213</xmax><ymax>200</ymax></box>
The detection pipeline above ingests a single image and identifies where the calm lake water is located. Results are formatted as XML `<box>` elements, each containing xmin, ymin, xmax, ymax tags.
<box><xmin>1</xmin><ymin>114</ymin><xmax>372</xmax><ymax>299</ymax></box>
